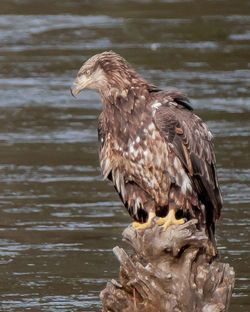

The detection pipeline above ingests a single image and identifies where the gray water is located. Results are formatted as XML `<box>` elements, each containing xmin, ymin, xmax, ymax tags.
<box><xmin>0</xmin><ymin>1</ymin><xmax>249</xmax><ymax>311</ymax></box>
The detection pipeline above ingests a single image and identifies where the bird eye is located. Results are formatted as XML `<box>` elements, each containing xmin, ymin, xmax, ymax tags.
<box><xmin>86</xmin><ymin>69</ymin><xmax>90</xmax><ymax>75</ymax></box>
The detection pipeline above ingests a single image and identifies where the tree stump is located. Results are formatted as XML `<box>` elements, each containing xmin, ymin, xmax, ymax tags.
<box><xmin>100</xmin><ymin>219</ymin><xmax>235</xmax><ymax>312</ymax></box>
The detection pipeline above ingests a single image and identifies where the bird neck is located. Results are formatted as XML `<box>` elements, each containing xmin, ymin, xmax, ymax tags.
<box><xmin>100</xmin><ymin>82</ymin><xmax>148</xmax><ymax>115</ymax></box>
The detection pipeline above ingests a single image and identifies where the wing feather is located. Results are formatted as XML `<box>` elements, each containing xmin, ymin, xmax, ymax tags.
<box><xmin>153</xmin><ymin>98</ymin><xmax>222</xmax><ymax>222</ymax></box>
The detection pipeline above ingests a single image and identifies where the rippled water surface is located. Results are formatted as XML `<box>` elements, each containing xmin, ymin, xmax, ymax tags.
<box><xmin>0</xmin><ymin>1</ymin><xmax>249</xmax><ymax>311</ymax></box>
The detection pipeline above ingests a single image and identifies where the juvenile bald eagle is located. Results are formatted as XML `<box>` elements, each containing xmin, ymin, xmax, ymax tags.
<box><xmin>71</xmin><ymin>51</ymin><xmax>222</xmax><ymax>248</ymax></box>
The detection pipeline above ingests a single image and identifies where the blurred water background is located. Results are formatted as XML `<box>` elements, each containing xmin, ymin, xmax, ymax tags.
<box><xmin>0</xmin><ymin>0</ymin><xmax>249</xmax><ymax>311</ymax></box>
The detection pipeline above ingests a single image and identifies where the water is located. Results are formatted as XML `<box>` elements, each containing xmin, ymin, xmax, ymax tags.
<box><xmin>0</xmin><ymin>0</ymin><xmax>249</xmax><ymax>311</ymax></box>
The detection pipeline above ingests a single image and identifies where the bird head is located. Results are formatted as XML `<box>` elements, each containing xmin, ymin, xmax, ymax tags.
<box><xmin>71</xmin><ymin>51</ymin><xmax>130</xmax><ymax>97</ymax></box>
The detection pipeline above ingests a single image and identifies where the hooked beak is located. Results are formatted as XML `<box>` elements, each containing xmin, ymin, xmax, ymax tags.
<box><xmin>70</xmin><ymin>74</ymin><xmax>92</xmax><ymax>97</ymax></box>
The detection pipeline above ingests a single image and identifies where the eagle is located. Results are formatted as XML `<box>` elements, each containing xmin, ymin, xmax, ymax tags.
<box><xmin>71</xmin><ymin>51</ymin><xmax>222</xmax><ymax>251</ymax></box>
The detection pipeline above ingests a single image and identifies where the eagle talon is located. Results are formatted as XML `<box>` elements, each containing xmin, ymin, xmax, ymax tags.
<box><xmin>132</xmin><ymin>221</ymin><xmax>152</xmax><ymax>230</ymax></box>
<box><xmin>132</xmin><ymin>211</ymin><xmax>155</xmax><ymax>230</ymax></box>
<box><xmin>156</xmin><ymin>209</ymin><xmax>185</xmax><ymax>231</ymax></box>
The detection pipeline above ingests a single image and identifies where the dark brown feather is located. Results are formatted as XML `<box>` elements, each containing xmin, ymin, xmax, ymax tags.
<box><xmin>153</xmin><ymin>96</ymin><xmax>222</xmax><ymax>226</ymax></box>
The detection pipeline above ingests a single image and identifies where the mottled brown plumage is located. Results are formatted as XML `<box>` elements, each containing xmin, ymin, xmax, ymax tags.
<box><xmin>71</xmin><ymin>51</ymin><xmax>222</xmax><ymax>246</ymax></box>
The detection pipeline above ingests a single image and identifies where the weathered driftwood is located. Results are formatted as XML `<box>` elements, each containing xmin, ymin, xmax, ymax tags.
<box><xmin>101</xmin><ymin>219</ymin><xmax>235</xmax><ymax>312</ymax></box>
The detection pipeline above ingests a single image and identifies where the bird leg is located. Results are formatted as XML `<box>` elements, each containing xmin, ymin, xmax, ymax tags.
<box><xmin>132</xmin><ymin>211</ymin><xmax>155</xmax><ymax>230</ymax></box>
<box><xmin>155</xmin><ymin>209</ymin><xmax>185</xmax><ymax>231</ymax></box>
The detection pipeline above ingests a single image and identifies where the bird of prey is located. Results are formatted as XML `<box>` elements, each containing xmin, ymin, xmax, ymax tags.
<box><xmin>71</xmin><ymin>51</ymin><xmax>222</xmax><ymax>249</ymax></box>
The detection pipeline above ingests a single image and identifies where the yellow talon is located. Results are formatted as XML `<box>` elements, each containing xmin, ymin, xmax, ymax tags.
<box><xmin>132</xmin><ymin>211</ymin><xmax>155</xmax><ymax>230</ymax></box>
<box><xmin>155</xmin><ymin>209</ymin><xmax>185</xmax><ymax>231</ymax></box>
<box><xmin>132</xmin><ymin>221</ymin><xmax>151</xmax><ymax>230</ymax></box>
